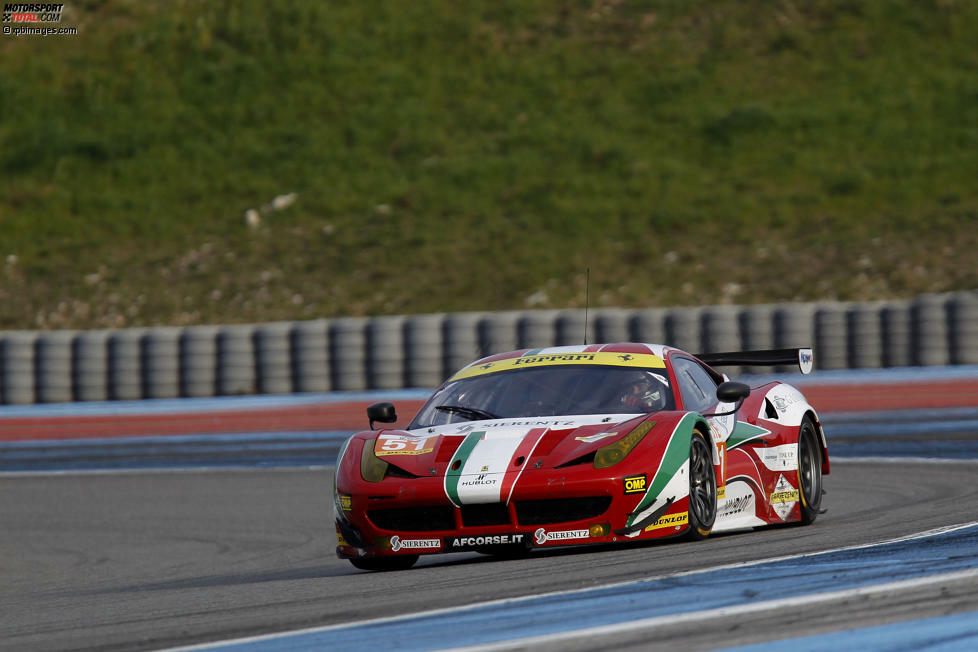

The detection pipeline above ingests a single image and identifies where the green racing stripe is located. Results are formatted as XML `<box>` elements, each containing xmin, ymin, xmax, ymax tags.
<box><xmin>626</xmin><ymin>413</ymin><xmax>704</xmax><ymax>529</ymax></box>
<box><xmin>444</xmin><ymin>431</ymin><xmax>485</xmax><ymax>506</ymax></box>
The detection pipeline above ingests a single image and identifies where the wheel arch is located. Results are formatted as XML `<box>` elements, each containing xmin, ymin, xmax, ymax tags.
<box><xmin>802</xmin><ymin>409</ymin><xmax>830</xmax><ymax>476</ymax></box>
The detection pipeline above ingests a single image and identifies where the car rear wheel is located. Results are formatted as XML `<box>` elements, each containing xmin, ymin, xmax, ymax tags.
<box><xmin>686</xmin><ymin>429</ymin><xmax>717</xmax><ymax>540</ymax></box>
<box><xmin>349</xmin><ymin>555</ymin><xmax>419</xmax><ymax>571</ymax></box>
<box><xmin>797</xmin><ymin>416</ymin><xmax>823</xmax><ymax>525</ymax></box>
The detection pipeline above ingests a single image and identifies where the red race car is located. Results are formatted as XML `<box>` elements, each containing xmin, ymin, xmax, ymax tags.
<box><xmin>334</xmin><ymin>343</ymin><xmax>827</xmax><ymax>570</ymax></box>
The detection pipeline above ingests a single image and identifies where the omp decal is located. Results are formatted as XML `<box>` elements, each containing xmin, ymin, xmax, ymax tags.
<box><xmin>447</xmin><ymin>534</ymin><xmax>525</xmax><ymax>550</ymax></box>
<box><xmin>534</xmin><ymin>528</ymin><xmax>589</xmax><ymax>545</ymax></box>
<box><xmin>390</xmin><ymin>536</ymin><xmax>440</xmax><ymax>552</ymax></box>
<box><xmin>450</xmin><ymin>352</ymin><xmax>666</xmax><ymax>380</ymax></box>
<box><xmin>759</xmin><ymin>443</ymin><xmax>798</xmax><ymax>471</ymax></box>
<box><xmin>623</xmin><ymin>474</ymin><xmax>647</xmax><ymax>494</ymax></box>
<box><xmin>717</xmin><ymin>484</ymin><xmax>726</xmax><ymax>499</ymax></box>
<box><xmin>375</xmin><ymin>434</ymin><xmax>436</xmax><ymax>456</ymax></box>
<box><xmin>727</xmin><ymin>421</ymin><xmax>772</xmax><ymax>450</ymax></box>
<box><xmin>770</xmin><ymin>474</ymin><xmax>799</xmax><ymax>521</ymax></box>
<box><xmin>644</xmin><ymin>511</ymin><xmax>688</xmax><ymax>532</ymax></box>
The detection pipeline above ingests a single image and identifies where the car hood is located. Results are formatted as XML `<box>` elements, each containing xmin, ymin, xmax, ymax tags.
<box><xmin>368</xmin><ymin>414</ymin><xmax>647</xmax><ymax>505</ymax></box>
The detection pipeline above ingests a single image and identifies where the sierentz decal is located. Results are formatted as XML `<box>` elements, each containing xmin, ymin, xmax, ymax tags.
<box><xmin>534</xmin><ymin>528</ymin><xmax>589</xmax><ymax>545</ymax></box>
<box><xmin>451</xmin><ymin>351</ymin><xmax>665</xmax><ymax>380</ymax></box>
<box><xmin>644</xmin><ymin>511</ymin><xmax>688</xmax><ymax>532</ymax></box>
<box><xmin>390</xmin><ymin>536</ymin><xmax>440</xmax><ymax>552</ymax></box>
<box><xmin>623</xmin><ymin>474</ymin><xmax>648</xmax><ymax>494</ymax></box>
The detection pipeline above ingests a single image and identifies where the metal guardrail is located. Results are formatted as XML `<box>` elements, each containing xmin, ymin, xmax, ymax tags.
<box><xmin>1</xmin><ymin>291</ymin><xmax>976</xmax><ymax>404</ymax></box>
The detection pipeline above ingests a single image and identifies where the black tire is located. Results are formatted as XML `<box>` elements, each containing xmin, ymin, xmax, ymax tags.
<box><xmin>797</xmin><ymin>416</ymin><xmax>824</xmax><ymax>525</ymax></box>
<box><xmin>349</xmin><ymin>555</ymin><xmax>418</xmax><ymax>571</ymax></box>
<box><xmin>686</xmin><ymin>429</ymin><xmax>717</xmax><ymax>540</ymax></box>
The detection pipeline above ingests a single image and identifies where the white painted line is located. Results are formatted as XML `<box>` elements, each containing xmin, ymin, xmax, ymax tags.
<box><xmin>0</xmin><ymin>465</ymin><xmax>332</xmax><ymax>479</ymax></box>
<box><xmin>446</xmin><ymin>567</ymin><xmax>978</xmax><ymax>652</ymax></box>
<box><xmin>159</xmin><ymin>521</ymin><xmax>978</xmax><ymax>651</ymax></box>
<box><xmin>831</xmin><ymin>456</ymin><xmax>978</xmax><ymax>465</ymax></box>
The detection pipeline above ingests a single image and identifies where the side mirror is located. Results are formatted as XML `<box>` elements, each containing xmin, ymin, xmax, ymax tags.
<box><xmin>367</xmin><ymin>402</ymin><xmax>397</xmax><ymax>430</ymax></box>
<box><xmin>716</xmin><ymin>381</ymin><xmax>750</xmax><ymax>403</ymax></box>
<box><xmin>702</xmin><ymin>382</ymin><xmax>750</xmax><ymax>417</ymax></box>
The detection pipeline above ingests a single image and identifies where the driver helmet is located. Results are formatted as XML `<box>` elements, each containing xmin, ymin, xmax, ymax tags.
<box><xmin>621</xmin><ymin>373</ymin><xmax>666</xmax><ymax>412</ymax></box>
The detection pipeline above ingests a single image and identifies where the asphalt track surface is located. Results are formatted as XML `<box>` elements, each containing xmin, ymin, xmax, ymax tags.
<box><xmin>3</xmin><ymin>458</ymin><xmax>978</xmax><ymax>652</ymax></box>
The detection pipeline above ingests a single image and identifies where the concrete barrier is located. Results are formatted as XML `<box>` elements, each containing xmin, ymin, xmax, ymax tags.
<box><xmin>0</xmin><ymin>290</ymin><xmax>976</xmax><ymax>404</ymax></box>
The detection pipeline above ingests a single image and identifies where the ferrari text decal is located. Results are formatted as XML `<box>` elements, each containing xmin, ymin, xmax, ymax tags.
<box><xmin>534</xmin><ymin>528</ymin><xmax>589</xmax><ymax>545</ymax></box>
<box><xmin>623</xmin><ymin>474</ymin><xmax>647</xmax><ymax>494</ymax></box>
<box><xmin>390</xmin><ymin>536</ymin><xmax>441</xmax><ymax>552</ymax></box>
<box><xmin>450</xmin><ymin>351</ymin><xmax>665</xmax><ymax>380</ymax></box>
<box><xmin>644</xmin><ymin>511</ymin><xmax>688</xmax><ymax>532</ymax></box>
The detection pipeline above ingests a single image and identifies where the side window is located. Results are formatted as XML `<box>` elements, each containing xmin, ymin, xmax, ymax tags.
<box><xmin>673</xmin><ymin>357</ymin><xmax>719</xmax><ymax>413</ymax></box>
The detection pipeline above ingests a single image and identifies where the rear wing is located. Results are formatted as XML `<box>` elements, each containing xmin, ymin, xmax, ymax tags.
<box><xmin>695</xmin><ymin>348</ymin><xmax>814</xmax><ymax>375</ymax></box>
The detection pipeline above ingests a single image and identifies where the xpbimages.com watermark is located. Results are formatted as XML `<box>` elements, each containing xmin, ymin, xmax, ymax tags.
<box><xmin>2</xmin><ymin>3</ymin><xmax>78</xmax><ymax>36</ymax></box>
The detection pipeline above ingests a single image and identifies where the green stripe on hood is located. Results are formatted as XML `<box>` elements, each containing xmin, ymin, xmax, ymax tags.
<box><xmin>444</xmin><ymin>431</ymin><xmax>484</xmax><ymax>507</ymax></box>
<box><xmin>626</xmin><ymin>413</ymin><xmax>705</xmax><ymax>529</ymax></box>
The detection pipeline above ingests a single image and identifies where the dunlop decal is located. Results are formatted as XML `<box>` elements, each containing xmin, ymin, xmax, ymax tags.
<box><xmin>644</xmin><ymin>511</ymin><xmax>688</xmax><ymax>532</ymax></box>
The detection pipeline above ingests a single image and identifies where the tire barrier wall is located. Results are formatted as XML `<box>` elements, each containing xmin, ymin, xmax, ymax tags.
<box><xmin>0</xmin><ymin>291</ymin><xmax>976</xmax><ymax>405</ymax></box>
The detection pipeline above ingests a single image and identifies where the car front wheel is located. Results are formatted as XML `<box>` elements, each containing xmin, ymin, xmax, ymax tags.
<box><xmin>686</xmin><ymin>428</ymin><xmax>717</xmax><ymax>540</ymax></box>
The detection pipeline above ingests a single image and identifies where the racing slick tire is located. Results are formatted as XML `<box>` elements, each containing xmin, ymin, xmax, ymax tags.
<box><xmin>686</xmin><ymin>428</ymin><xmax>717</xmax><ymax>540</ymax></box>
<box><xmin>349</xmin><ymin>555</ymin><xmax>419</xmax><ymax>571</ymax></box>
<box><xmin>797</xmin><ymin>415</ymin><xmax>824</xmax><ymax>525</ymax></box>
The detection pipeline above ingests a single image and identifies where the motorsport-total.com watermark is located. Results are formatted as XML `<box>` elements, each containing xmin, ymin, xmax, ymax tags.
<box><xmin>3</xmin><ymin>3</ymin><xmax>78</xmax><ymax>36</ymax></box>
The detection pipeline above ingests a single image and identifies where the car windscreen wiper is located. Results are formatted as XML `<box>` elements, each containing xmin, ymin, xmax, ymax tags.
<box><xmin>434</xmin><ymin>404</ymin><xmax>499</xmax><ymax>421</ymax></box>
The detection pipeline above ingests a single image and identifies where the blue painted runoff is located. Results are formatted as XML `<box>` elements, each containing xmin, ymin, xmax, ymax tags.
<box><xmin>191</xmin><ymin>524</ymin><xmax>978</xmax><ymax>651</ymax></box>
<box><xmin>721</xmin><ymin>609</ymin><xmax>978</xmax><ymax>652</ymax></box>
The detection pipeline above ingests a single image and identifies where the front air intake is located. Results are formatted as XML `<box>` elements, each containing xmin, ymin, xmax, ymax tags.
<box><xmin>367</xmin><ymin>506</ymin><xmax>455</xmax><ymax>531</ymax></box>
<box><xmin>514</xmin><ymin>496</ymin><xmax>612</xmax><ymax>525</ymax></box>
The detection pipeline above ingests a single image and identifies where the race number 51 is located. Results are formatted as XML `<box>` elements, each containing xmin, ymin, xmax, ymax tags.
<box><xmin>375</xmin><ymin>434</ymin><xmax>436</xmax><ymax>456</ymax></box>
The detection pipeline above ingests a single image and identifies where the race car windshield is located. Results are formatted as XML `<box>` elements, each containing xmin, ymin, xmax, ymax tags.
<box><xmin>410</xmin><ymin>365</ymin><xmax>674</xmax><ymax>428</ymax></box>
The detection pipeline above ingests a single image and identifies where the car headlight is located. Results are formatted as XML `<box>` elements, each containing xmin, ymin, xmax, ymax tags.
<box><xmin>593</xmin><ymin>420</ymin><xmax>656</xmax><ymax>469</ymax></box>
<box><xmin>360</xmin><ymin>440</ymin><xmax>389</xmax><ymax>482</ymax></box>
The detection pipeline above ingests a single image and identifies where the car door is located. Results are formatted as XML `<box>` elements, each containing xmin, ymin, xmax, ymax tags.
<box><xmin>672</xmin><ymin>356</ymin><xmax>737</xmax><ymax>482</ymax></box>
